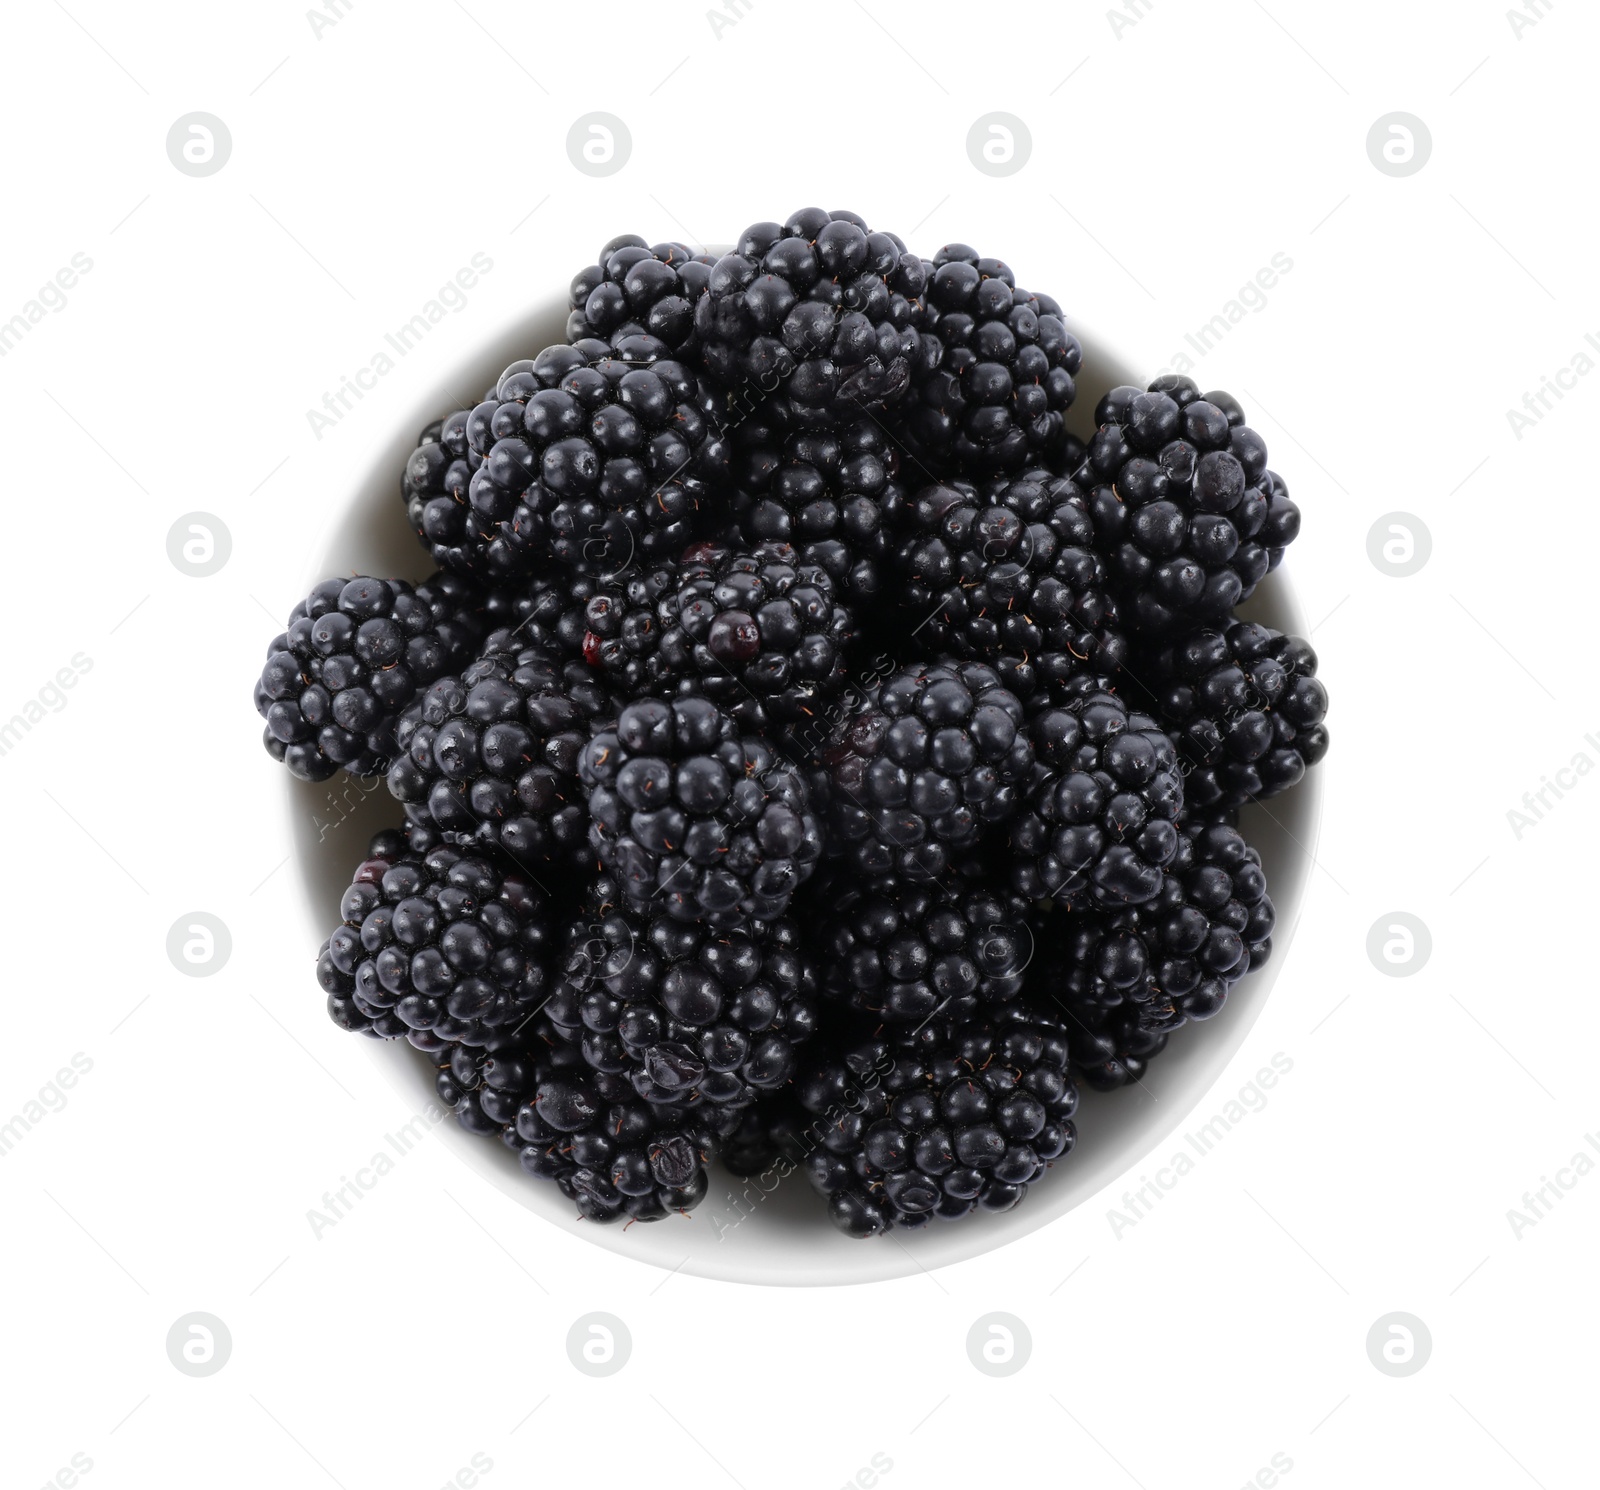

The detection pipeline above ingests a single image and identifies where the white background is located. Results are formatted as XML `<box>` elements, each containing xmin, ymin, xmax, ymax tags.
<box><xmin>1</xmin><ymin>1</ymin><xmax>1593</xmax><ymax>1486</ymax></box>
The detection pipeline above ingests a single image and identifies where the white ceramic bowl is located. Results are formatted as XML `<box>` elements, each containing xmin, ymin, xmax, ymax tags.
<box><xmin>286</xmin><ymin>287</ymin><xmax>1323</xmax><ymax>1286</ymax></box>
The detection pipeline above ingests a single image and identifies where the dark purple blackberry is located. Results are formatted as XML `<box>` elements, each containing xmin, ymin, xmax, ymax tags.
<box><xmin>896</xmin><ymin>469</ymin><xmax>1128</xmax><ymax>696</ymax></box>
<box><xmin>1010</xmin><ymin>690</ymin><xmax>1184</xmax><ymax>908</ymax></box>
<box><xmin>257</xmin><ymin>573</ymin><xmax>485</xmax><ymax>782</ymax></box>
<box><xmin>384</xmin><ymin>638</ymin><xmax>613</xmax><ymax>870</ymax></box>
<box><xmin>405</xmin><ymin>344</ymin><xmax>731</xmax><ymax>581</ymax></box>
<box><xmin>905</xmin><ymin>245</ymin><xmax>1082</xmax><ymax>476</ymax></box>
<box><xmin>810</xmin><ymin>871</ymin><xmax>1035</xmax><ymax>1025</ymax></box>
<box><xmin>581</xmin><ymin>539</ymin><xmax>855</xmax><ymax>730</ymax></box>
<box><xmin>694</xmin><ymin>208</ymin><xmax>928</xmax><ymax>423</ymax></box>
<box><xmin>438</xmin><ymin>1033</ymin><xmax>737</xmax><ymax>1221</ymax></box>
<box><xmin>1076</xmin><ymin>377</ymin><xmax>1301</xmax><ymax>634</ymax></box>
<box><xmin>545</xmin><ymin>885</ymin><xmax>818</xmax><ymax>1108</ymax></box>
<box><xmin>581</xmin><ymin>696</ymin><xmax>823</xmax><ymax>925</ymax></box>
<box><xmin>817</xmin><ymin>661</ymin><xmax>1033</xmax><ymax>882</ymax></box>
<box><xmin>566</xmin><ymin>236</ymin><xmax>715</xmax><ymax>359</ymax></box>
<box><xmin>727</xmin><ymin>397</ymin><xmax>915</xmax><ymax>598</ymax></box>
<box><xmin>1143</xmin><ymin>622</ymin><xmax>1329</xmax><ymax>810</ymax></box>
<box><xmin>1029</xmin><ymin>821</ymin><xmax>1274</xmax><ymax>1088</ymax></box>
<box><xmin>315</xmin><ymin>837</ymin><xmax>560</xmax><ymax>1048</ymax></box>
<box><xmin>795</xmin><ymin>1012</ymin><xmax>1078</xmax><ymax>1236</ymax></box>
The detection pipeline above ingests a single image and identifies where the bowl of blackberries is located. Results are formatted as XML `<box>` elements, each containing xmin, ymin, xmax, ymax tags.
<box><xmin>257</xmin><ymin>208</ymin><xmax>1328</xmax><ymax>1284</ymax></box>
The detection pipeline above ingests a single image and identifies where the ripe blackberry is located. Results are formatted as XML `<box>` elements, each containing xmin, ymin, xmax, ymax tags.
<box><xmin>695</xmin><ymin>208</ymin><xmax>927</xmax><ymax>422</ymax></box>
<box><xmin>581</xmin><ymin>540</ymin><xmax>855</xmax><ymax>729</ymax></box>
<box><xmin>818</xmin><ymin>661</ymin><xmax>1033</xmax><ymax>882</ymax></box>
<box><xmin>1031</xmin><ymin>822</ymin><xmax>1274</xmax><ymax>1088</ymax></box>
<box><xmin>384</xmin><ymin>638</ymin><xmax>613</xmax><ymax>869</ymax></box>
<box><xmin>728</xmin><ymin>398</ymin><xmax>913</xmax><ymax>598</ymax></box>
<box><xmin>897</xmin><ymin>469</ymin><xmax>1127</xmax><ymax>695</ymax></box>
<box><xmin>405</xmin><ymin>344</ymin><xmax>731</xmax><ymax>580</ymax></box>
<box><xmin>316</xmin><ymin>837</ymin><xmax>560</xmax><ymax>1048</ymax></box>
<box><xmin>905</xmin><ymin>245</ymin><xmax>1082</xmax><ymax>476</ymax></box>
<box><xmin>439</xmin><ymin>1034</ymin><xmax>736</xmax><ymax>1221</ymax></box>
<box><xmin>545</xmin><ymin>885</ymin><xmax>818</xmax><ymax>1108</ymax></box>
<box><xmin>257</xmin><ymin>573</ymin><xmax>485</xmax><ymax>782</ymax></box>
<box><xmin>1143</xmin><ymin>622</ymin><xmax>1329</xmax><ymax>809</ymax></box>
<box><xmin>810</xmin><ymin>871</ymin><xmax>1035</xmax><ymax>1024</ymax></box>
<box><xmin>581</xmin><ymin>696</ymin><xmax>823</xmax><ymax>925</ymax></box>
<box><xmin>1076</xmin><ymin>378</ymin><xmax>1301</xmax><ymax>634</ymax></box>
<box><xmin>1010</xmin><ymin>690</ymin><xmax>1184</xmax><ymax>908</ymax></box>
<box><xmin>795</xmin><ymin>1012</ymin><xmax>1078</xmax><ymax>1236</ymax></box>
<box><xmin>566</xmin><ymin>236</ymin><xmax>714</xmax><ymax>359</ymax></box>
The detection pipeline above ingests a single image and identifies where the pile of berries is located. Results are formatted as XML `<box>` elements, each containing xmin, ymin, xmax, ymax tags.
<box><xmin>257</xmin><ymin>211</ymin><xmax>1330</xmax><ymax>1239</ymax></box>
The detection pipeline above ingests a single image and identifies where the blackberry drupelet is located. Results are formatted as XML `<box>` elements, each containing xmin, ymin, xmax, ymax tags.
<box><xmin>896</xmin><ymin>469</ymin><xmax>1128</xmax><ymax>697</ymax></box>
<box><xmin>905</xmin><ymin>245</ymin><xmax>1083</xmax><ymax>476</ymax></box>
<box><xmin>1075</xmin><ymin>377</ymin><xmax>1301</xmax><ymax>634</ymax></box>
<box><xmin>796</xmin><ymin>1012</ymin><xmax>1078</xmax><ymax>1236</ymax></box>
<box><xmin>728</xmin><ymin>397</ymin><xmax>914</xmax><ymax>598</ymax></box>
<box><xmin>1143</xmin><ymin>621</ymin><xmax>1329</xmax><ymax>810</ymax></box>
<box><xmin>809</xmin><ymin>870</ymin><xmax>1035</xmax><ymax>1024</ymax></box>
<box><xmin>545</xmin><ymin>883</ymin><xmax>818</xmax><ymax>1108</ymax></box>
<box><xmin>1030</xmin><ymin>821</ymin><xmax>1274</xmax><ymax>1088</ymax></box>
<box><xmin>1010</xmin><ymin>690</ymin><xmax>1184</xmax><ymax>908</ymax></box>
<box><xmin>406</xmin><ymin>344</ymin><xmax>731</xmax><ymax>580</ymax></box>
<box><xmin>819</xmin><ymin>660</ymin><xmax>1033</xmax><ymax>882</ymax></box>
<box><xmin>582</xmin><ymin>696</ymin><xmax>823</xmax><ymax>924</ymax></box>
<box><xmin>384</xmin><ymin>637</ymin><xmax>613</xmax><ymax>869</ymax></box>
<box><xmin>566</xmin><ymin>236</ymin><xmax>715</xmax><ymax>359</ymax></box>
<box><xmin>695</xmin><ymin>208</ymin><xmax>928</xmax><ymax>423</ymax></box>
<box><xmin>316</xmin><ymin>836</ymin><xmax>560</xmax><ymax>1048</ymax></box>
<box><xmin>582</xmin><ymin>539</ymin><xmax>855</xmax><ymax>730</ymax></box>
<box><xmin>257</xmin><ymin>573</ymin><xmax>485</xmax><ymax>782</ymax></box>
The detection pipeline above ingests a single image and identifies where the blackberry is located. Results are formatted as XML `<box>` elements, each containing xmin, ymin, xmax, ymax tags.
<box><xmin>439</xmin><ymin>1034</ymin><xmax>735</xmax><ymax>1221</ymax></box>
<box><xmin>897</xmin><ymin>469</ymin><xmax>1128</xmax><ymax>696</ymax></box>
<box><xmin>1031</xmin><ymin>822</ymin><xmax>1274</xmax><ymax>1088</ymax></box>
<box><xmin>257</xmin><ymin>573</ymin><xmax>485</xmax><ymax>782</ymax></box>
<box><xmin>545</xmin><ymin>885</ymin><xmax>818</xmax><ymax>1108</ymax></box>
<box><xmin>810</xmin><ymin>871</ymin><xmax>1035</xmax><ymax>1025</ymax></box>
<box><xmin>795</xmin><ymin>1012</ymin><xmax>1078</xmax><ymax>1236</ymax></box>
<box><xmin>905</xmin><ymin>245</ymin><xmax>1082</xmax><ymax>476</ymax></box>
<box><xmin>406</xmin><ymin>344</ymin><xmax>731</xmax><ymax>580</ymax></box>
<box><xmin>1142</xmin><ymin>622</ymin><xmax>1329</xmax><ymax>810</ymax></box>
<box><xmin>315</xmin><ymin>836</ymin><xmax>560</xmax><ymax>1048</ymax></box>
<box><xmin>566</xmin><ymin>236</ymin><xmax>714</xmax><ymax>359</ymax></box>
<box><xmin>695</xmin><ymin>208</ymin><xmax>928</xmax><ymax>422</ymax></box>
<box><xmin>818</xmin><ymin>660</ymin><xmax>1033</xmax><ymax>882</ymax></box>
<box><xmin>384</xmin><ymin>638</ymin><xmax>613</xmax><ymax>869</ymax></box>
<box><xmin>1076</xmin><ymin>378</ymin><xmax>1301</xmax><ymax>634</ymax></box>
<box><xmin>1011</xmin><ymin>690</ymin><xmax>1184</xmax><ymax>908</ymax></box>
<box><xmin>728</xmin><ymin>398</ymin><xmax>914</xmax><ymax>598</ymax></box>
<box><xmin>581</xmin><ymin>540</ymin><xmax>855</xmax><ymax>730</ymax></box>
<box><xmin>581</xmin><ymin>696</ymin><xmax>823</xmax><ymax>925</ymax></box>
